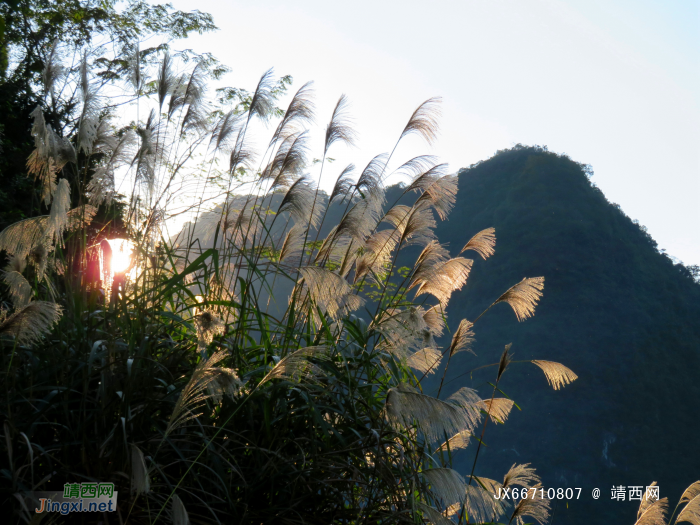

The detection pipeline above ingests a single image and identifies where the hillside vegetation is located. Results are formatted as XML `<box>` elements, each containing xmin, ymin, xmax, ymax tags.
<box><xmin>422</xmin><ymin>145</ymin><xmax>700</xmax><ymax>523</ymax></box>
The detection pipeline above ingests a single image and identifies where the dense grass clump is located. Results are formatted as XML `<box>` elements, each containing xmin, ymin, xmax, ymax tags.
<box><xmin>0</xmin><ymin>48</ymin><xmax>695</xmax><ymax>525</ymax></box>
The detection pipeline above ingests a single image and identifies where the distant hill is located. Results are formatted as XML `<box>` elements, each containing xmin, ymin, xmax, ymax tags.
<box><xmin>421</xmin><ymin>145</ymin><xmax>700</xmax><ymax>523</ymax></box>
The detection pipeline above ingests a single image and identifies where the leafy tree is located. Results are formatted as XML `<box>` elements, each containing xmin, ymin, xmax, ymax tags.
<box><xmin>0</xmin><ymin>0</ymin><xmax>218</xmax><ymax>230</ymax></box>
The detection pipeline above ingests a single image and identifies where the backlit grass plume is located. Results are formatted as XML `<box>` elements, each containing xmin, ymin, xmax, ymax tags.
<box><xmin>0</xmin><ymin>52</ymin><xmax>590</xmax><ymax>525</ymax></box>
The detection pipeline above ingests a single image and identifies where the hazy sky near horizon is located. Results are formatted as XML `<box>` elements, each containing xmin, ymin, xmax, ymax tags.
<box><xmin>166</xmin><ymin>0</ymin><xmax>699</xmax><ymax>266</ymax></box>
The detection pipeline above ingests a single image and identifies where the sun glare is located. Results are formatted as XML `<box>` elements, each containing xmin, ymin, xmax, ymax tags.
<box><xmin>107</xmin><ymin>239</ymin><xmax>133</xmax><ymax>274</ymax></box>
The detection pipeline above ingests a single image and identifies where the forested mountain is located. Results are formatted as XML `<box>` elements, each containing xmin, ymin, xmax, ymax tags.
<box><xmin>181</xmin><ymin>144</ymin><xmax>699</xmax><ymax>523</ymax></box>
<box><xmin>422</xmin><ymin>145</ymin><xmax>700</xmax><ymax>523</ymax></box>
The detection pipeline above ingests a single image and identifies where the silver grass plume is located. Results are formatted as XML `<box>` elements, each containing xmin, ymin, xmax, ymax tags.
<box><xmin>680</xmin><ymin>482</ymin><xmax>700</xmax><ymax>506</ymax></box>
<box><xmin>414</xmin><ymin>174</ymin><xmax>458</xmax><ymax>221</ymax></box>
<box><xmin>497</xmin><ymin>343</ymin><xmax>512</xmax><ymax>381</ymax></box>
<box><xmin>354</xmin><ymin>228</ymin><xmax>401</xmax><ymax>284</ymax></box>
<box><xmin>384</xmin><ymin>384</ymin><xmax>482</xmax><ymax>443</ymax></box>
<box><xmin>328</xmin><ymin>164</ymin><xmax>355</xmax><ymax>206</ymax></box>
<box><xmin>415</xmin><ymin>257</ymin><xmax>473</xmax><ymax>307</ymax></box>
<box><xmin>228</xmin><ymin>128</ymin><xmax>257</xmax><ymax>173</ymax></box>
<box><xmin>0</xmin><ymin>301</ymin><xmax>62</xmax><ymax>346</ymax></box>
<box><xmin>638</xmin><ymin>482</ymin><xmax>661</xmax><ymax>519</ymax></box>
<box><xmin>180</xmin><ymin>66</ymin><xmax>209</xmax><ymax>136</ymax></box>
<box><xmin>279</xmin><ymin>224</ymin><xmax>306</xmax><ymax>266</ymax></box>
<box><xmin>356</xmin><ymin>153</ymin><xmax>388</xmax><ymax>197</ymax></box>
<box><xmin>423</xmin><ymin>305</ymin><xmax>447</xmax><ymax>337</ymax></box>
<box><xmin>417</xmin><ymin>503</ymin><xmax>455</xmax><ymax>525</ymax></box>
<box><xmin>509</xmin><ymin>485</ymin><xmax>551</xmax><ymax>525</ymax></box>
<box><xmin>88</xmin><ymin>129</ymin><xmax>137</xmax><ymax>206</ymax></box>
<box><xmin>78</xmin><ymin>55</ymin><xmax>101</xmax><ymax>154</ymax></box>
<box><xmin>171</xmin><ymin>493</ymin><xmax>190</xmax><ymax>525</ymax></box>
<box><xmin>27</xmin><ymin>107</ymin><xmax>75</xmax><ymax>205</ymax></box>
<box><xmin>166</xmin><ymin>350</ymin><xmax>242</xmax><ymax>437</ymax></box>
<box><xmin>531</xmin><ymin>360</ymin><xmax>578</xmax><ymax>390</ymax></box>
<box><xmin>130</xmin><ymin>444</ymin><xmax>150</xmax><ymax>495</ymax></box>
<box><xmin>329</xmin><ymin>164</ymin><xmax>356</xmax><ymax>204</ymax></box>
<box><xmin>156</xmin><ymin>52</ymin><xmax>175</xmax><ymax>111</ymax></box>
<box><xmin>406</xmin><ymin>163</ymin><xmax>449</xmax><ymax>194</ymax></box>
<box><xmin>502</xmin><ymin>463</ymin><xmax>541</xmax><ymax>489</ymax></box>
<box><xmin>259</xmin><ymin>346</ymin><xmax>331</xmax><ymax>385</ymax></box>
<box><xmin>269</xmin><ymin>81</ymin><xmax>315</xmax><ymax>146</ymax></box>
<box><xmin>211</xmin><ymin>110</ymin><xmax>243</xmax><ymax>154</ymax></box>
<box><xmin>248</xmin><ymin>68</ymin><xmax>277</xmax><ymax>123</ymax></box>
<box><xmin>495</xmin><ymin>277</ymin><xmax>545</xmax><ymax>322</ymax></box>
<box><xmin>41</xmin><ymin>40</ymin><xmax>64</xmax><ymax>97</ymax></box>
<box><xmin>334</xmin><ymin>185</ymin><xmax>385</xmax><ymax>245</ymax></box>
<box><xmin>393</xmin><ymin>155</ymin><xmax>440</xmax><ymax>184</ymax></box>
<box><xmin>299</xmin><ymin>267</ymin><xmax>364</xmax><ymax>320</ymax></box>
<box><xmin>129</xmin><ymin>42</ymin><xmax>142</xmax><ymax>93</ymax></box>
<box><xmin>324</xmin><ymin>94</ymin><xmax>357</xmax><ymax>155</ymax></box>
<box><xmin>372</xmin><ymin>307</ymin><xmax>429</xmax><ymax>361</ymax></box>
<box><xmin>133</xmin><ymin>109</ymin><xmax>159</xmax><ymax>193</ymax></box>
<box><xmin>462</xmin><ymin>478</ymin><xmax>508</xmax><ymax>524</ymax></box>
<box><xmin>483</xmin><ymin>398</ymin><xmax>514</xmax><ymax>424</ymax></box>
<box><xmin>67</xmin><ymin>205</ymin><xmax>98</xmax><ymax>232</ymax></box>
<box><xmin>47</xmin><ymin>179</ymin><xmax>71</xmax><ymax>246</ymax></box>
<box><xmin>337</xmin><ymin>237</ymin><xmax>365</xmax><ymax>279</ymax></box>
<box><xmin>2</xmin><ymin>267</ymin><xmax>32</xmax><ymax>308</ymax></box>
<box><xmin>435</xmin><ymin>430</ymin><xmax>471</xmax><ymax>454</ymax></box>
<box><xmin>400</xmin><ymin>97</ymin><xmax>442</xmax><ymax>146</ymax></box>
<box><xmin>406</xmin><ymin>346</ymin><xmax>442</xmax><ymax>375</ymax></box>
<box><xmin>448</xmin><ymin>319</ymin><xmax>475</xmax><ymax>357</ymax></box>
<box><xmin>635</xmin><ymin>497</ymin><xmax>668</xmax><ymax>525</ymax></box>
<box><xmin>194</xmin><ymin>309</ymin><xmax>225</xmax><ymax>348</ymax></box>
<box><xmin>398</xmin><ymin>201</ymin><xmax>438</xmax><ymax>248</ymax></box>
<box><xmin>460</xmin><ymin>227</ymin><xmax>496</xmax><ymax>260</ymax></box>
<box><xmin>265</xmin><ymin>131</ymin><xmax>310</xmax><ymax>189</ymax></box>
<box><xmin>423</xmin><ymin>468</ymin><xmax>466</xmax><ymax>508</ymax></box>
<box><xmin>677</xmin><ymin>486</ymin><xmax>700</xmax><ymax>525</ymax></box>
<box><xmin>0</xmin><ymin>216</ymin><xmax>49</xmax><ymax>261</ymax></box>
<box><xmin>278</xmin><ymin>176</ymin><xmax>323</xmax><ymax>230</ymax></box>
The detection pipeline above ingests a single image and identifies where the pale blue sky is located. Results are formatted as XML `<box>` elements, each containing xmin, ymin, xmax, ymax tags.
<box><xmin>166</xmin><ymin>0</ymin><xmax>699</xmax><ymax>266</ymax></box>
